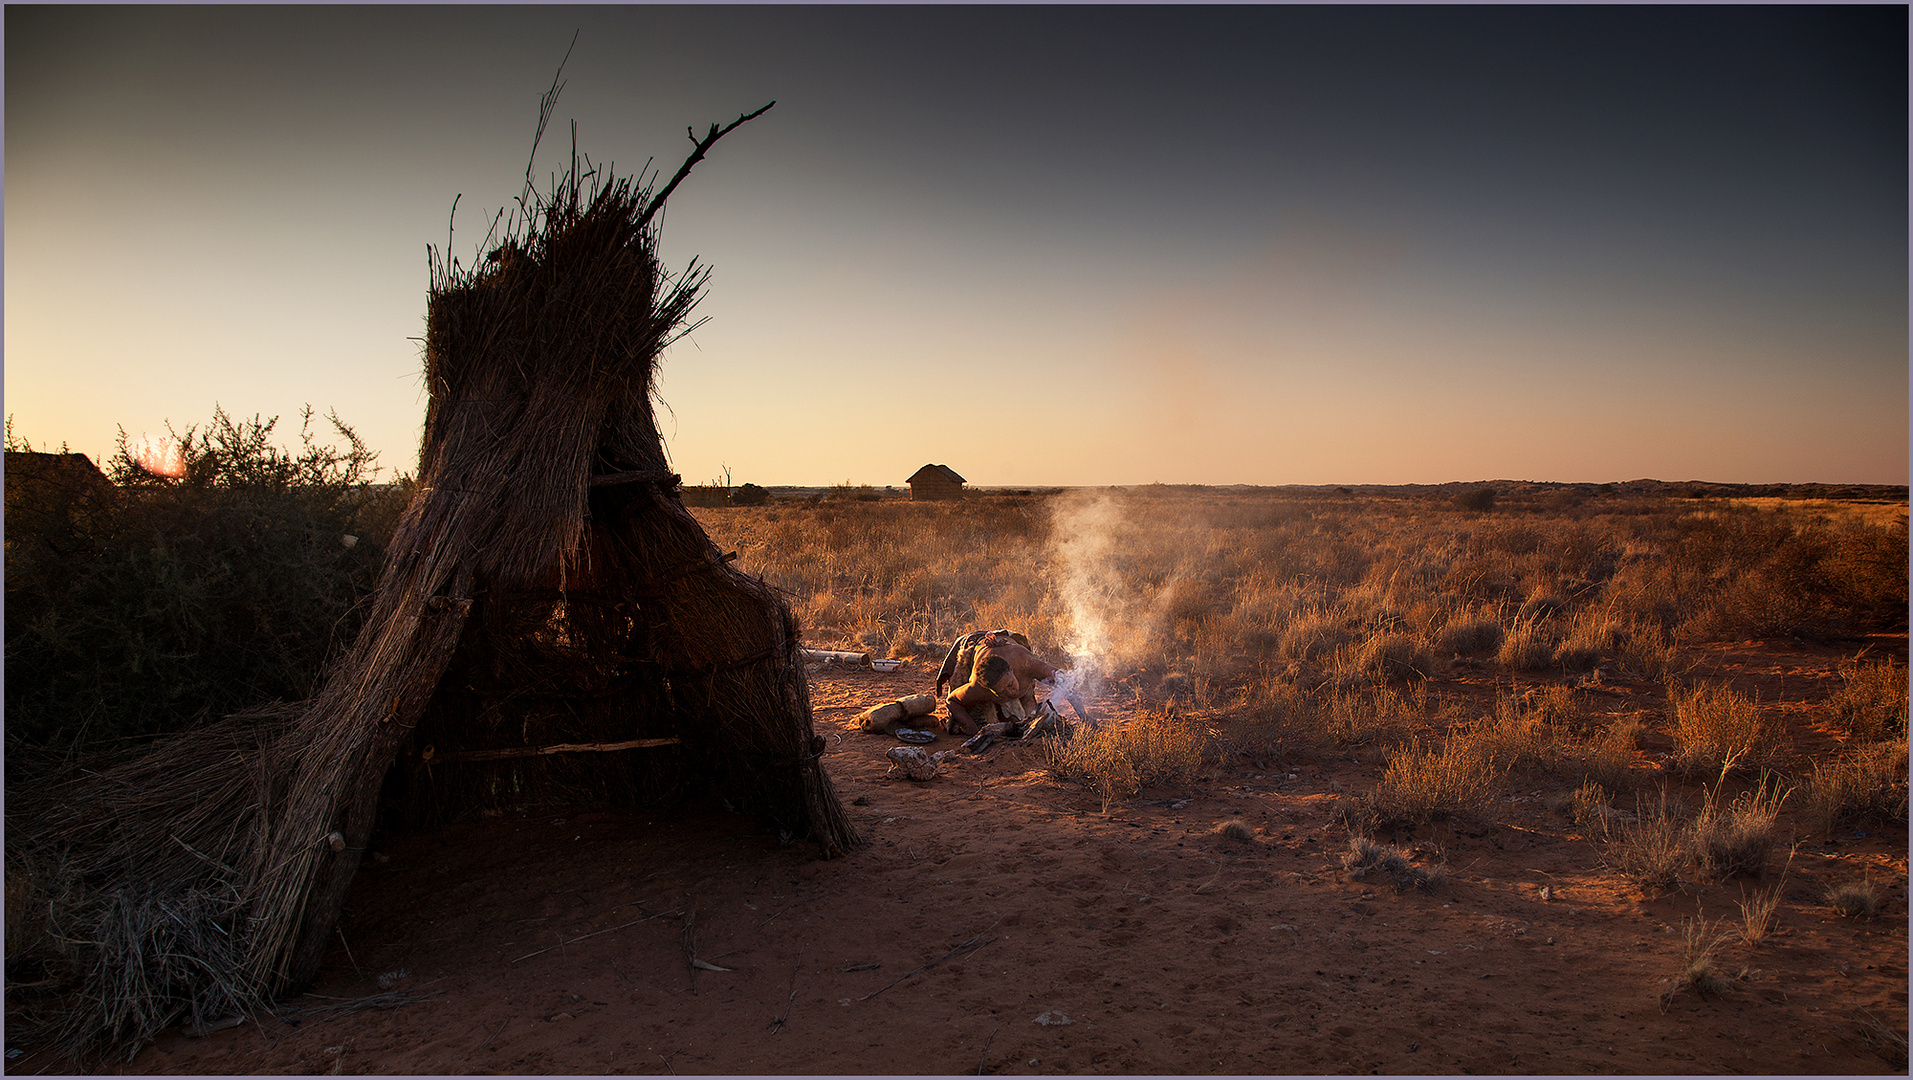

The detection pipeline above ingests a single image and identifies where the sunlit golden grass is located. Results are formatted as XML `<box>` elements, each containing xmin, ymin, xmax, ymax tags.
<box><xmin>1666</xmin><ymin>681</ymin><xmax>1776</xmax><ymax>777</ymax></box>
<box><xmin>695</xmin><ymin>489</ymin><xmax>1901</xmax><ymax>824</ymax></box>
<box><xmin>1826</xmin><ymin>656</ymin><xmax>1909</xmax><ymax>742</ymax></box>
<box><xmin>1365</xmin><ymin>736</ymin><xmax>1499</xmax><ymax>824</ymax></box>
<box><xmin>693</xmin><ymin>489</ymin><xmax>1901</xmax><ymax>682</ymax></box>
<box><xmin>1045</xmin><ymin>707</ymin><xmax>1208</xmax><ymax>812</ymax></box>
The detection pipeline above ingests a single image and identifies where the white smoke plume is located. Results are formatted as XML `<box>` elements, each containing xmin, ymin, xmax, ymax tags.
<box><xmin>1045</xmin><ymin>489</ymin><xmax>1182</xmax><ymax>706</ymax></box>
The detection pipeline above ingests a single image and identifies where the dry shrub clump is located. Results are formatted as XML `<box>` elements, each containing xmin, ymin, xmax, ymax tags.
<box><xmin>1365</xmin><ymin>737</ymin><xmax>1498</xmax><ymax>824</ymax></box>
<box><xmin>1443</xmin><ymin>690</ymin><xmax>1633</xmax><ymax>795</ymax></box>
<box><xmin>1332</xmin><ymin>629</ymin><xmax>1430</xmax><ymax>685</ymax></box>
<box><xmin>1826</xmin><ymin>879</ymin><xmax>1881</xmax><ymax>918</ymax></box>
<box><xmin>1234</xmin><ymin>678</ymin><xmax>1325</xmax><ymax>758</ymax></box>
<box><xmin>1826</xmin><ymin>656</ymin><xmax>1910</xmax><ymax>742</ymax></box>
<box><xmin>1212</xmin><ymin>819</ymin><xmax>1255</xmax><ymax>842</ymax></box>
<box><xmin>1606</xmin><ymin>790</ymin><xmax>1690</xmax><ymax>895</ymax></box>
<box><xmin>1665</xmin><ymin>681</ymin><xmax>1775</xmax><ymax>776</ymax></box>
<box><xmin>1341</xmin><ymin>836</ymin><xmax>1446</xmax><ymax>892</ymax></box>
<box><xmin>1564</xmin><ymin>780</ymin><xmax>1613</xmax><ymax>829</ymax></box>
<box><xmin>1435</xmin><ymin>608</ymin><xmax>1503</xmax><ymax>657</ymax></box>
<box><xmin>1046</xmin><ymin>708</ymin><xmax>1207</xmax><ymax>812</ymax></box>
<box><xmin>1690</xmin><ymin>775</ymin><xmax>1791</xmax><ymax>880</ymax></box>
<box><xmin>1804</xmin><ymin>738</ymin><xmax>1910</xmax><ymax>834</ymax></box>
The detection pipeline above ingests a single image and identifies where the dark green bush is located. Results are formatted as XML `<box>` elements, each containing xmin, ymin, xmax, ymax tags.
<box><xmin>4</xmin><ymin>408</ymin><xmax>410</xmax><ymax>767</ymax></box>
<box><xmin>1454</xmin><ymin>486</ymin><xmax>1497</xmax><ymax>512</ymax></box>
<box><xmin>730</xmin><ymin>482</ymin><xmax>770</xmax><ymax>506</ymax></box>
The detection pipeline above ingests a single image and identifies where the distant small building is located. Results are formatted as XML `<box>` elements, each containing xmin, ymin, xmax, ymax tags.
<box><xmin>907</xmin><ymin>464</ymin><xmax>966</xmax><ymax>501</ymax></box>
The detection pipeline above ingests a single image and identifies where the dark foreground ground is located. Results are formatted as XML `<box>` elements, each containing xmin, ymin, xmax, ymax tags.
<box><xmin>26</xmin><ymin>638</ymin><xmax>1908</xmax><ymax>1075</ymax></box>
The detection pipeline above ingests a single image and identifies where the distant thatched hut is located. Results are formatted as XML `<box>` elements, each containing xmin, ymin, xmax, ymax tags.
<box><xmin>908</xmin><ymin>463</ymin><xmax>966</xmax><ymax>501</ymax></box>
<box><xmin>7</xmin><ymin>119</ymin><xmax>855</xmax><ymax>1060</ymax></box>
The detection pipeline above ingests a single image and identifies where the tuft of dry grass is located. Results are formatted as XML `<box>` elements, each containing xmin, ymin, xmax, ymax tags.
<box><xmin>1435</xmin><ymin>609</ymin><xmax>1503</xmax><ymax>657</ymax></box>
<box><xmin>1566</xmin><ymin>780</ymin><xmax>1613</xmax><ymax>830</ymax></box>
<box><xmin>1365</xmin><ymin>737</ymin><xmax>1498</xmax><ymax>824</ymax></box>
<box><xmin>1553</xmin><ymin>610</ymin><xmax>1618</xmax><ymax>672</ymax></box>
<box><xmin>1338</xmin><ymin>629</ymin><xmax>1430</xmax><ymax>684</ymax></box>
<box><xmin>1690</xmin><ymin>774</ymin><xmax>1791</xmax><ymax>880</ymax></box>
<box><xmin>1826</xmin><ymin>879</ymin><xmax>1881</xmax><ymax>918</ymax></box>
<box><xmin>1496</xmin><ymin>616</ymin><xmax>1556</xmax><ymax>671</ymax></box>
<box><xmin>1340</xmin><ymin>836</ymin><xmax>1446</xmax><ymax>892</ymax></box>
<box><xmin>1605</xmin><ymin>789</ymin><xmax>1689</xmax><ymax>896</ymax></box>
<box><xmin>1857</xmin><ymin>1008</ymin><xmax>1910</xmax><ymax>1071</ymax></box>
<box><xmin>1212</xmin><ymin>819</ymin><xmax>1255</xmax><ymax>842</ymax></box>
<box><xmin>1120</xmin><ymin>708</ymin><xmax>1210</xmax><ymax>786</ymax></box>
<box><xmin>1660</xmin><ymin>913</ymin><xmax>1735</xmax><ymax>1011</ymax></box>
<box><xmin>1736</xmin><ymin>883</ymin><xmax>1784</xmax><ymax>947</ymax></box>
<box><xmin>1734</xmin><ymin>839</ymin><xmax>1793</xmax><ymax>946</ymax></box>
<box><xmin>1665</xmin><ymin>681</ymin><xmax>1775</xmax><ymax>777</ymax></box>
<box><xmin>1803</xmin><ymin>738</ymin><xmax>1909</xmax><ymax>834</ymax></box>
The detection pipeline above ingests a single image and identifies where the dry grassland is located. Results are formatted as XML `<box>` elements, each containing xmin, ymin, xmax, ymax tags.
<box><xmin>694</xmin><ymin>485</ymin><xmax>1906</xmax><ymax>829</ymax></box>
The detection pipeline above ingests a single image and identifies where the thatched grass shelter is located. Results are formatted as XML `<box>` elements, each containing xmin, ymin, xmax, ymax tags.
<box><xmin>5</xmin><ymin>113</ymin><xmax>857</xmax><ymax>1061</ymax></box>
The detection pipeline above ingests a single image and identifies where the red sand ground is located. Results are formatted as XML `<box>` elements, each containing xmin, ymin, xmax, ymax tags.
<box><xmin>73</xmin><ymin>640</ymin><xmax>1910</xmax><ymax>1074</ymax></box>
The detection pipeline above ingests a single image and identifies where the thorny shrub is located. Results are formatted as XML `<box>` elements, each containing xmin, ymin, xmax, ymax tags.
<box><xmin>5</xmin><ymin>408</ymin><xmax>405</xmax><ymax>768</ymax></box>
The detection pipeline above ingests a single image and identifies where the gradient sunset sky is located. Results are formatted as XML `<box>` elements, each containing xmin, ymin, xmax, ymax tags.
<box><xmin>7</xmin><ymin>5</ymin><xmax>1907</xmax><ymax>487</ymax></box>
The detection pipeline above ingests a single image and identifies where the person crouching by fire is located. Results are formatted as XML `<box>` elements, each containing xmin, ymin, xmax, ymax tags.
<box><xmin>936</xmin><ymin>628</ymin><xmax>1095</xmax><ymax>734</ymax></box>
<box><xmin>944</xmin><ymin>653</ymin><xmax>1019</xmax><ymax>737</ymax></box>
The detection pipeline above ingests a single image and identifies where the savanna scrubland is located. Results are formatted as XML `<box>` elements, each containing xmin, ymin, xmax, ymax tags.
<box><xmin>9</xmin><ymin>468</ymin><xmax>1908</xmax><ymax>1074</ymax></box>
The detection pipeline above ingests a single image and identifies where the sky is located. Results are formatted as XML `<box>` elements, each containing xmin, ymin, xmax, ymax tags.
<box><xmin>6</xmin><ymin>5</ymin><xmax>1908</xmax><ymax>487</ymax></box>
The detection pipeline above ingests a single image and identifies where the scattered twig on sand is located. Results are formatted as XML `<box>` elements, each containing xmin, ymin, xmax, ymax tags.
<box><xmin>768</xmin><ymin>954</ymin><xmax>802</xmax><ymax>1034</ymax></box>
<box><xmin>976</xmin><ymin>1026</ymin><xmax>999</xmax><ymax>1075</ymax></box>
<box><xmin>683</xmin><ymin>908</ymin><xmax>705</xmax><ymax>993</ymax></box>
<box><xmin>658</xmin><ymin>1050</ymin><xmax>679</xmax><ymax>1075</ymax></box>
<box><xmin>759</xmin><ymin>886</ymin><xmax>844</xmax><ymax>927</ymax></box>
<box><xmin>336</xmin><ymin>928</ymin><xmax>364</xmax><ymax>980</ymax></box>
<box><xmin>478</xmin><ymin>1018</ymin><xmax>508</xmax><ymax>1050</ymax></box>
<box><xmin>509</xmin><ymin>907</ymin><xmax>681</xmax><ymax>964</ymax></box>
<box><xmin>858</xmin><ymin>923</ymin><xmax>1000</xmax><ymax>1001</ymax></box>
<box><xmin>273</xmin><ymin>989</ymin><xmax>444</xmax><ymax>1024</ymax></box>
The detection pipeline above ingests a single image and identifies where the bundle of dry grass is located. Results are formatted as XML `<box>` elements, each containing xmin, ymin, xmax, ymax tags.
<box><xmin>7</xmin><ymin>102</ymin><xmax>856</xmax><ymax>1062</ymax></box>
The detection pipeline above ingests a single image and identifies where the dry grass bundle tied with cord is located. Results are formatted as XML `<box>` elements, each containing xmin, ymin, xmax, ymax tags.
<box><xmin>5</xmin><ymin>92</ymin><xmax>857</xmax><ymax>1064</ymax></box>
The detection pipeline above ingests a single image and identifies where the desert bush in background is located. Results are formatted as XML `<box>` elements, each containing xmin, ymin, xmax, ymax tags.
<box><xmin>4</xmin><ymin>408</ymin><xmax>403</xmax><ymax>768</ymax></box>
